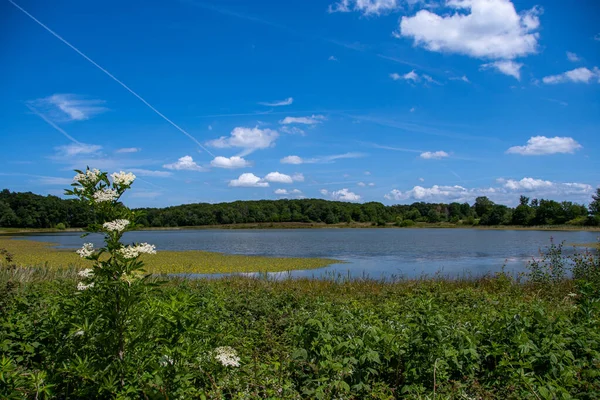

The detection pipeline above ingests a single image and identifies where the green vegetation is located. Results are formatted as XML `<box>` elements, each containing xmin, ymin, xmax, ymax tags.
<box><xmin>2</xmin><ymin>188</ymin><xmax>600</xmax><ymax>230</ymax></box>
<box><xmin>0</xmin><ymin>238</ymin><xmax>337</xmax><ymax>274</ymax></box>
<box><xmin>1</xmin><ymin>243</ymin><xmax>599</xmax><ymax>399</ymax></box>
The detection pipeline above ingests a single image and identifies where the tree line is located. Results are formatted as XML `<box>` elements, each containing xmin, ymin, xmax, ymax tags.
<box><xmin>1</xmin><ymin>188</ymin><xmax>599</xmax><ymax>229</ymax></box>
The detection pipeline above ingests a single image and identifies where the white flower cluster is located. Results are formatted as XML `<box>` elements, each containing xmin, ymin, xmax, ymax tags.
<box><xmin>159</xmin><ymin>355</ymin><xmax>174</xmax><ymax>367</ymax></box>
<box><xmin>77</xmin><ymin>282</ymin><xmax>95</xmax><ymax>291</ymax></box>
<box><xmin>76</xmin><ymin>243</ymin><xmax>95</xmax><ymax>258</ymax></box>
<box><xmin>73</xmin><ymin>169</ymin><xmax>101</xmax><ymax>184</ymax></box>
<box><xmin>77</xmin><ymin>268</ymin><xmax>94</xmax><ymax>278</ymax></box>
<box><xmin>214</xmin><ymin>346</ymin><xmax>240</xmax><ymax>367</ymax></box>
<box><xmin>103</xmin><ymin>219</ymin><xmax>130</xmax><ymax>232</ymax></box>
<box><xmin>118</xmin><ymin>243</ymin><xmax>156</xmax><ymax>259</ymax></box>
<box><xmin>111</xmin><ymin>171</ymin><xmax>136</xmax><ymax>186</ymax></box>
<box><xmin>93</xmin><ymin>188</ymin><xmax>119</xmax><ymax>203</ymax></box>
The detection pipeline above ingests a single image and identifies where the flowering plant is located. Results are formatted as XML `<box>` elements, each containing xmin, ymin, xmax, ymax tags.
<box><xmin>65</xmin><ymin>167</ymin><xmax>158</xmax><ymax>383</ymax></box>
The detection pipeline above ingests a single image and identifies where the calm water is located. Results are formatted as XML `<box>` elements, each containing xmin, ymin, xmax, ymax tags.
<box><xmin>15</xmin><ymin>228</ymin><xmax>599</xmax><ymax>279</ymax></box>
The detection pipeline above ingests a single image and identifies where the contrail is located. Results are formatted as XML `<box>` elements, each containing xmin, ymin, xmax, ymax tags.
<box><xmin>25</xmin><ymin>103</ymin><xmax>82</xmax><ymax>144</ymax></box>
<box><xmin>8</xmin><ymin>0</ymin><xmax>215</xmax><ymax>157</ymax></box>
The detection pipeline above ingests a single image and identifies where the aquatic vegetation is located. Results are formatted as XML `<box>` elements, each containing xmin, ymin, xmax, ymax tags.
<box><xmin>0</xmin><ymin>238</ymin><xmax>337</xmax><ymax>274</ymax></box>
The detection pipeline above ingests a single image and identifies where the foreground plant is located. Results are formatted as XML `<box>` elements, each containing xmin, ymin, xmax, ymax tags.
<box><xmin>66</xmin><ymin>168</ymin><xmax>158</xmax><ymax>389</ymax></box>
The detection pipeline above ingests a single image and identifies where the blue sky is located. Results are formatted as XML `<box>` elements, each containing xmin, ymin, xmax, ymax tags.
<box><xmin>1</xmin><ymin>0</ymin><xmax>599</xmax><ymax>207</ymax></box>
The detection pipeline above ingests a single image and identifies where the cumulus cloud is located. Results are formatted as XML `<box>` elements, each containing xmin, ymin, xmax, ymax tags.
<box><xmin>384</xmin><ymin>178</ymin><xmax>594</xmax><ymax>204</ymax></box>
<box><xmin>566</xmin><ymin>52</ymin><xmax>581</xmax><ymax>62</ymax></box>
<box><xmin>280</xmin><ymin>152</ymin><xmax>365</xmax><ymax>164</ymax></box>
<box><xmin>321</xmin><ymin>188</ymin><xmax>362</xmax><ymax>202</ymax></box>
<box><xmin>292</xmin><ymin>173</ymin><xmax>305</xmax><ymax>182</ymax></box>
<box><xmin>210</xmin><ymin>156</ymin><xmax>252</xmax><ymax>169</ymax></box>
<box><xmin>274</xmin><ymin>188</ymin><xmax>303</xmax><ymax>196</ymax></box>
<box><xmin>481</xmin><ymin>60</ymin><xmax>523</xmax><ymax>80</ymax></box>
<box><xmin>29</xmin><ymin>94</ymin><xmax>108</xmax><ymax>122</ymax></box>
<box><xmin>229</xmin><ymin>173</ymin><xmax>269</xmax><ymax>187</ymax></box>
<box><xmin>279</xmin><ymin>115</ymin><xmax>326</xmax><ymax>125</ymax></box>
<box><xmin>206</xmin><ymin>126</ymin><xmax>279</xmax><ymax>155</ymax></box>
<box><xmin>328</xmin><ymin>0</ymin><xmax>400</xmax><ymax>15</ymax></box>
<box><xmin>542</xmin><ymin>67</ymin><xmax>600</xmax><ymax>84</ymax></box>
<box><xmin>358</xmin><ymin>182</ymin><xmax>366</xmax><ymax>187</ymax></box>
<box><xmin>420</xmin><ymin>150</ymin><xmax>449</xmax><ymax>159</ymax></box>
<box><xmin>398</xmin><ymin>0</ymin><xmax>541</xmax><ymax>60</ymax></box>
<box><xmin>506</xmin><ymin>136</ymin><xmax>582</xmax><ymax>155</ymax></box>
<box><xmin>264</xmin><ymin>172</ymin><xmax>293</xmax><ymax>184</ymax></box>
<box><xmin>258</xmin><ymin>97</ymin><xmax>293</xmax><ymax>106</ymax></box>
<box><xmin>163</xmin><ymin>155</ymin><xmax>207</xmax><ymax>171</ymax></box>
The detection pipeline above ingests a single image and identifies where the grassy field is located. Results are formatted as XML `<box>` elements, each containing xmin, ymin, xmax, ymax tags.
<box><xmin>1</xmin><ymin>266</ymin><xmax>599</xmax><ymax>399</ymax></box>
<box><xmin>0</xmin><ymin>237</ymin><xmax>339</xmax><ymax>274</ymax></box>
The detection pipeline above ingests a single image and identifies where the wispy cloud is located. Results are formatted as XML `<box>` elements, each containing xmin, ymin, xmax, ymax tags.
<box><xmin>279</xmin><ymin>115</ymin><xmax>326</xmax><ymax>125</ymax></box>
<box><xmin>480</xmin><ymin>60</ymin><xmax>523</xmax><ymax>80</ymax></box>
<box><xmin>259</xmin><ymin>97</ymin><xmax>293</xmax><ymax>106</ymax></box>
<box><xmin>542</xmin><ymin>67</ymin><xmax>600</xmax><ymax>84</ymax></box>
<box><xmin>390</xmin><ymin>70</ymin><xmax>441</xmax><ymax>85</ymax></box>
<box><xmin>566</xmin><ymin>51</ymin><xmax>581</xmax><ymax>62</ymax></box>
<box><xmin>280</xmin><ymin>152</ymin><xmax>365</xmax><ymax>164</ymax></box>
<box><xmin>116</xmin><ymin>147</ymin><xmax>141</xmax><ymax>153</ymax></box>
<box><xmin>29</xmin><ymin>94</ymin><xmax>107</xmax><ymax>122</ymax></box>
<box><xmin>55</xmin><ymin>143</ymin><xmax>102</xmax><ymax>157</ymax></box>
<box><xmin>9</xmin><ymin>0</ymin><xmax>214</xmax><ymax>156</ymax></box>
<box><xmin>128</xmin><ymin>168</ymin><xmax>173</xmax><ymax>177</ymax></box>
<box><xmin>206</xmin><ymin>126</ymin><xmax>279</xmax><ymax>156</ymax></box>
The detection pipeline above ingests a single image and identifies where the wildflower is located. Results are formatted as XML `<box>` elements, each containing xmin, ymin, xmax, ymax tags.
<box><xmin>73</xmin><ymin>330</ymin><xmax>84</xmax><ymax>336</ymax></box>
<box><xmin>118</xmin><ymin>243</ymin><xmax>156</xmax><ymax>259</ymax></box>
<box><xmin>120</xmin><ymin>271</ymin><xmax>145</xmax><ymax>285</ymax></box>
<box><xmin>111</xmin><ymin>171</ymin><xmax>136</xmax><ymax>186</ymax></box>
<box><xmin>103</xmin><ymin>219</ymin><xmax>130</xmax><ymax>232</ymax></box>
<box><xmin>214</xmin><ymin>346</ymin><xmax>240</xmax><ymax>367</ymax></box>
<box><xmin>159</xmin><ymin>355</ymin><xmax>174</xmax><ymax>367</ymax></box>
<box><xmin>93</xmin><ymin>188</ymin><xmax>118</xmax><ymax>203</ymax></box>
<box><xmin>73</xmin><ymin>168</ymin><xmax>101</xmax><ymax>184</ymax></box>
<box><xmin>76</xmin><ymin>243</ymin><xmax>94</xmax><ymax>258</ymax></box>
<box><xmin>77</xmin><ymin>268</ymin><xmax>94</xmax><ymax>278</ymax></box>
<box><xmin>567</xmin><ymin>293</ymin><xmax>577</xmax><ymax>297</ymax></box>
<box><xmin>77</xmin><ymin>282</ymin><xmax>95</xmax><ymax>291</ymax></box>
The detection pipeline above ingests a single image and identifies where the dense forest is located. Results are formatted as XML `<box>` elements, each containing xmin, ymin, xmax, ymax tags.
<box><xmin>1</xmin><ymin>188</ymin><xmax>599</xmax><ymax>229</ymax></box>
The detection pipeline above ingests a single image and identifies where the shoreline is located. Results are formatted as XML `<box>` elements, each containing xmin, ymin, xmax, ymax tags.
<box><xmin>2</xmin><ymin>222</ymin><xmax>600</xmax><ymax>235</ymax></box>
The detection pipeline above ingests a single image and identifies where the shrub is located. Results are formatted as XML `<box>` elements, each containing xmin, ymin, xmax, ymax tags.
<box><xmin>55</xmin><ymin>222</ymin><xmax>66</xmax><ymax>230</ymax></box>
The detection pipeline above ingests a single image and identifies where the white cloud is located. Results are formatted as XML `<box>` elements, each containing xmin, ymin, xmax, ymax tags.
<box><xmin>391</xmin><ymin>70</ymin><xmax>419</xmax><ymax>82</ymax></box>
<box><xmin>321</xmin><ymin>188</ymin><xmax>362</xmax><ymax>202</ymax></box>
<box><xmin>280</xmin><ymin>152</ymin><xmax>365</xmax><ymax>164</ymax></box>
<box><xmin>420</xmin><ymin>150</ymin><xmax>449</xmax><ymax>159</ymax></box>
<box><xmin>385</xmin><ymin>178</ymin><xmax>594</xmax><ymax>204</ymax></box>
<box><xmin>279</xmin><ymin>115</ymin><xmax>326</xmax><ymax>125</ymax></box>
<box><xmin>292</xmin><ymin>173</ymin><xmax>305</xmax><ymax>182</ymax></box>
<box><xmin>206</xmin><ymin>126</ymin><xmax>279</xmax><ymax>155</ymax></box>
<box><xmin>419</xmin><ymin>177</ymin><xmax>425</xmax><ymax>182</ymax></box>
<box><xmin>450</xmin><ymin>75</ymin><xmax>470</xmax><ymax>83</ymax></box>
<box><xmin>163</xmin><ymin>155</ymin><xmax>207</xmax><ymax>171</ymax></box>
<box><xmin>481</xmin><ymin>60</ymin><xmax>523</xmax><ymax>80</ymax></box>
<box><xmin>368</xmin><ymin>182</ymin><xmax>375</xmax><ymax>187</ymax></box>
<box><xmin>210</xmin><ymin>156</ymin><xmax>252</xmax><ymax>169</ymax></box>
<box><xmin>280</xmin><ymin>155</ymin><xmax>304</xmax><ymax>164</ymax></box>
<box><xmin>328</xmin><ymin>0</ymin><xmax>400</xmax><ymax>15</ymax></box>
<box><xmin>364</xmin><ymin>171</ymin><xmax>371</xmax><ymax>175</ymax></box>
<box><xmin>30</xmin><ymin>94</ymin><xmax>107</xmax><ymax>122</ymax></box>
<box><xmin>410</xmin><ymin>107</ymin><xmax>416</xmax><ymax>112</ymax></box>
<box><xmin>55</xmin><ymin>143</ymin><xmax>102</xmax><ymax>157</ymax></box>
<box><xmin>275</xmin><ymin>188</ymin><xmax>303</xmax><ymax>196</ymax></box>
<box><xmin>280</xmin><ymin>126</ymin><xmax>306</xmax><ymax>135</ymax></box>
<box><xmin>259</xmin><ymin>97</ymin><xmax>293</xmax><ymax>106</ymax></box>
<box><xmin>115</xmin><ymin>147</ymin><xmax>141</xmax><ymax>153</ymax></box>
<box><xmin>128</xmin><ymin>168</ymin><xmax>173</xmax><ymax>177</ymax></box>
<box><xmin>358</xmin><ymin>182</ymin><xmax>366</xmax><ymax>187</ymax></box>
<box><xmin>506</xmin><ymin>136</ymin><xmax>582</xmax><ymax>155</ymax></box>
<box><xmin>398</xmin><ymin>0</ymin><xmax>541</xmax><ymax>60</ymax></box>
<box><xmin>229</xmin><ymin>173</ymin><xmax>269</xmax><ymax>187</ymax></box>
<box><xmin>36</xmin><ymin>176</ymin><xmax>74</xmax><ymax>185</ymax></box>
<box><xmin>542</xmin><ymin>67</ymin><xmax>600</xmax><ymax>84</ymax></box>
<box><xmin>422</xmin><ymin>74</ymin><xmax>441</xmax><ymax>85</ymax></box>
<box><xmin>566</xmin><ymin>51</ymin><xmax>581</xmax><ymax>62</ymax></box>
<box><xmin>264</xmin><ymin>172</ymin><xmax>293</xmax><ymax>184</ymax></box>
<box><xmin>328</xmin><ymin>55</ymin><xmax>339</xmax><ymax>61</ymax></box>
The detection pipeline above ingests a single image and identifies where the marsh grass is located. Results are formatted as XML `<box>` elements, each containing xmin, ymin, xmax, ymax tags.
<box><xmin>0</xmin><ymin>237</ymin><xmax>338</xmax><ymax>274</ymax></box>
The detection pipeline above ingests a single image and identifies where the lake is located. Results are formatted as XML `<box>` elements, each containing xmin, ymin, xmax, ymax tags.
<box><xmin>14</xmin><ymin>228</ymin><xmax>599</xmax><ymax>279</ymax></box>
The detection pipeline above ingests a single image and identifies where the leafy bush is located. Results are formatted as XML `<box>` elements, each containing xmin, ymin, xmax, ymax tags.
<box><xmin>55</xmin><ymin>222</ymin><xmax>66</xmax><ymax>230</ymax></box>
